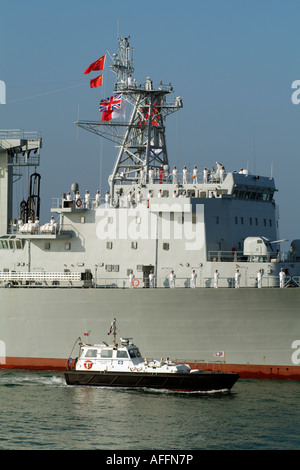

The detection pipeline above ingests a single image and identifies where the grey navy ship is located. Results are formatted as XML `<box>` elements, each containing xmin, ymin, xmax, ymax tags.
<box><xmin>0</xmin><ymin>37</ymin><xmax>299</xmax><ymax>380</ymax></box>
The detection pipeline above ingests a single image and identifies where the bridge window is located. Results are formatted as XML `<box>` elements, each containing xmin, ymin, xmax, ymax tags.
<box><xmin>117</xmin><ymin>350</ymin><xmax>129</xmax><ymax>358</ymax></box>
<box><xmin>85</xmin><ymin>349</ymin><xmax>97</xmax><ymax>358</ymax></box>
<box><xmin>101</xmin><ymin>349</ymin><xmax>113</xmax><ymax>358</ymax></box>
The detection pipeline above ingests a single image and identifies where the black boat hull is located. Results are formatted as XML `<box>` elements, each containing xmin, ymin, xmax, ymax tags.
<box><xmin>64</xmin><ymin>370</ymin><xmax>239</xmax><ymax>391</ymax></box>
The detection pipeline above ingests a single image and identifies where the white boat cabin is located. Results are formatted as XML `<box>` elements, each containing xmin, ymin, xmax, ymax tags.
<box><xmin>75</xmin><ymin>337</ymin><xmax>191</xmax><ymax>374</ymax></box>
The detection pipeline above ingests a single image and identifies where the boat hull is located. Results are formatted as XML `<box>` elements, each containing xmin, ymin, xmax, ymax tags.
<box><xmin>0</xmin><ymin>287</ymin><xmax>300</xmax><ymax>380</ymax></box>
<box><xmin>64</xmin><ymin>369</ymin><xmax>239</xmax><ymax>391</ymax></box>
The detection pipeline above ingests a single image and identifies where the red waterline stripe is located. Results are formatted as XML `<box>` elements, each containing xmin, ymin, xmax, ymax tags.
<box><xmin>0</xmin><ymin>357</ymin><xmax>299</xmax><ymax>380</ymax></box>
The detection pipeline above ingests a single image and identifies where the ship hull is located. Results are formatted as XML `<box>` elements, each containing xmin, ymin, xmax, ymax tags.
<box><xmin>0</xmin><ymin>287</ymin><xmax>299</xmax><ymax>380</ymax></box>
<box><xmin>64</xmin><ymin>369</ymin><xmax>239</xmax><ymax>391</ymax></box>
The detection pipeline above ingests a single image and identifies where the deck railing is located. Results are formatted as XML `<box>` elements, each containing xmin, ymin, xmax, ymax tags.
<box><xmin>0</xmin><ymin>273</ymin><xmax>298</xmax><ymax>289</ymax></box>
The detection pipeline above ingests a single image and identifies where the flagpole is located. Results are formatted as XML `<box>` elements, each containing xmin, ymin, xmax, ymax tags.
<box><xmin>76</xmin><ymin>104</ymin><xmax>80</xmax><ymax>142</ymax></box>
<box><xmin>99</xmin><ymin>64</ymin><xmax>106</xmax><ymax>194</ymax></box>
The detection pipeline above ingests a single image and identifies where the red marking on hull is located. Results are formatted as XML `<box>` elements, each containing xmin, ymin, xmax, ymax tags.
<box><xmin>1</xmin><ymin>357</ymin><xmax>299</xmax><ymax>380</ymax></box>
<box><xmin>1</xmin><ymin>357</ymin><xmax>67</xmax><ymax>371</ymax></box>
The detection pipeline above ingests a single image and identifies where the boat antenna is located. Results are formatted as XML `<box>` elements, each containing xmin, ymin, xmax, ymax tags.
<box><xmin>108</xmin><ymin>318</ymin><xmax>117</xmax><ymax>347</ymax></box>
<box><xmin>113</xmin><ymin>319</ymin><xmax>117</xmax><ymax>348</ymax></box>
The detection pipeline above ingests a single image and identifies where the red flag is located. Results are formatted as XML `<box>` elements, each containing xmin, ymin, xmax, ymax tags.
<box><xmin>84</xmin><ymin>55</ymin><xmax>105</xmax><ymax>74</ymax></box>
<box><xmin>90</xmin><ymin>75</ymin><xmax>103</xmax><ymax>88</ymax></box>
<box><xmin>101</xmin><ymin>110</ymin><xmax>113</xmax><ymax>121</ymax></box>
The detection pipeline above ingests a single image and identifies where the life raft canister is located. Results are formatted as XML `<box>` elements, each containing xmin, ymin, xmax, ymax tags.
<box><xmin>84</xmin><ymin>360</ymin><xmax>93</xmax><ymax>369</ymax></box>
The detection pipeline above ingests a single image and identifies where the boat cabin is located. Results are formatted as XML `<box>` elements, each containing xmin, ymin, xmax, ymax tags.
<box><xmin>72</xmin><ymin>336</ymin><xmax>191</xmax><ymax>374</ymax></box>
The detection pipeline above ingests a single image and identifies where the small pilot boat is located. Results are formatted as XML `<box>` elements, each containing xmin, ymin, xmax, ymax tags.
<box><xmin>64</xmin><ymin>319</ymin><xmax>239</xmax><ymax>392</ymax></box>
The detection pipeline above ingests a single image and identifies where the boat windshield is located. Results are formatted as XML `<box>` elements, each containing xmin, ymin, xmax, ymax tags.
<box><xmin>128</xmin><ymin>348</ymin><xmax>141</xmax><ymax>358</ymax></box>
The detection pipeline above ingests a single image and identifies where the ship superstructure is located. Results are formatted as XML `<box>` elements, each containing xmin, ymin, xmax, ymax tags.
<box><xmin>0</xmin><ymin>38</ymin><xmax>299</xmax><ymax>379</ymax></box>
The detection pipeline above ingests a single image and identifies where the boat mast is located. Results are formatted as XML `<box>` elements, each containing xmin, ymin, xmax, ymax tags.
<box><xmin>112</xmin><ymin>318</ymin><xmax>117</xmax><ymax>348</ymax></box>
<box><xmin>76</xmin><ymin>36</ymin><xmax>183</xmax><ymax>203</ymax></box>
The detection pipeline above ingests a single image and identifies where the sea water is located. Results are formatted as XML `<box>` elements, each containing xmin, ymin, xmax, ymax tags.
<box><xmin>0</xmin><ymin>370</ymin><xmax>299</xmax><ymax>451</ymax></box>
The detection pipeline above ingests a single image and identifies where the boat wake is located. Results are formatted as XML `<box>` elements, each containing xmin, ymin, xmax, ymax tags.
<box><xmin>0</xmin><ymin>371</ymin><xmax>66</xmax><ymax>387</ymax></box>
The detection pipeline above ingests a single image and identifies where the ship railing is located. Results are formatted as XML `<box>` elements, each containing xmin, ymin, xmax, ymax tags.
<box><xmin>0</xmin><ymin>129</ymin><xmax>42</xmax><ymax>140</ymax></box>
<box><xmin>51</xmin><ymin>176</ymin><xmax>226</xmax><ymax>211</ymax></box>
<box><xmin>208</xmin><ymin>250</ymin><xmax>290</xmax><ymax>263</ymax></box>
<box><xmin>0</xmin><ymin>272</ymin><xmax>82</xmax><ymax>287</ymax></box>
<box><xmin>291</xmin><ymin>276</ymin><xmax>300</xmax><ymax>287</ymax></box>
<box><xmin>52</xmin><ymin>197</ymin><xmax>105</xmax><ymax>210</ymax></box>
<box><xmin>117</xmin><ymin>81</ymin><xmax>174</xmax><ymax>93</ymax></box>
<box><xmin>196</xmin><ymin>275</ymin><xmax>293</xmax><ymax>288</ymax></box>
<box><xmin>0</xmin><ymin>274</ymin><xmax>297</xmax><ymax>289</ymax></box>
<box><xmin>93</xmin><ymin>275</ymin><xmax>295</xmax><ymax>289</ymax></box>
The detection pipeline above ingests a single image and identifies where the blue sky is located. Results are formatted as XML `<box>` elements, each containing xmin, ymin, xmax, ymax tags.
<box><xmin>1</xmin><ymin>0</ymin><xmax>299</xmax><ymax>245</ymax></box>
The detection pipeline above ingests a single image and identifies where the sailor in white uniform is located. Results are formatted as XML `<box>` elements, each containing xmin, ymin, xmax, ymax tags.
<box><xmin>191</xmin><ymin>269</ymin><xmax>197</xmax><ymax>288</ymax></box>
<box><xmin>140</xmin><ymin>167</ymin><xmax>146</xmax><ymax>185</ymax></box>
<box><xmin>220</xmin><ymin>166</ymin><xmax>226</xmax><ymax>183</ymax></box>
<box><xmin>172</xmin><ymin>166</ymin><xmax>178</xmax><ymax>184</ymax></box>
<box><xmin>34</xmin><ymin>216</ymin><xmax>39</xmax><ymax>234</ymax></box>
<box><xmin>75</xmin><ymin>191</ymin><xmax>82</xmax><ymax>208</ymax></box>
<box><xmin>50</xmin><ymin>216</ymin><xmax>56</xmax><ymax>234</ymax></box>
<box><xmin>129</xmin><ymin>271</ymin><xmax>134</xmax><ymax>289</ymax></box>
<box><xmin>214</xmin><ymin>269</ymin><xmax>219</xmax><ymax>288</ymax></box>
<box><xmin>169</xmin><ymin>270</ymin><xmax>176</xmax><ymax>288</ymax></box>
<box><xmin>136</xmin><ymin>191</ymin><xmax>142</xmax><ymax>204</ymax></box>
<box><xmin>17</xmin><ymin>217</ymin><xmax>23</xmax><ymax>231</ymax></box>
<box><xmin>85</xmin><ymin>190</ymin><xmax>91</xmax><ymax>209</ymax></box>
<box><xmin>158</xmin><ymin>189</ymin><xmax>163</xmax><ymax>198</ymax></box>
<box><xmin>146</xmin><ymin>190</ymin><xmax>152</xmax><ymax>208</ymax></box>
<box><xmin>257</xmin><ymin>269</ymin><xmax>263</xmax><ymax>288</ymax></box>
<box><xmin>182</xmin><ymin>166</ymin><xmax>187</xmax><ymax>184</ymax></box>
<box><xmin>127</xmin><ymin>191</ymin><xmax>133</xmax><ymax>208</ymax></box>
<box><xmin>203</xmin><ymin>168</ymin><xmax>208</xmax><ymax>184</ymax></box>
<box><xmin>95</xmin><ymin>190</ymin><xmax>101</xmax><ymax>207</ymax></box>
<box><xmin>149</xmin><ymin>271</ymin><xmax>154</xmax><ymax>288</ymax></box>
<box><xmin>193</xmin><ymin>165</ymin><xmax>198</xmax><ymax>183</ymax></box>
<box><xmin>235</xmin><ymin>269</ymin><xmax>241</xmax><ymax>288</ymax></box>
<box><xmin>105</xmin><ymin>191</ymin><xmax>110</xmax><ymax>208</ymax></box>
<box><xmin>66</xmin><ymin>192</ymin><xmax>72</xmax><ymax>201</ymax></box>
<box><xmin>149</xmin><ymin>167</ymin><xmax>154</xmax><ymax>184</ymax></box>
<box><xmin>279</xmin><ymin>268</ymin><xmax>286</xmax><ymax>288</ymax></box>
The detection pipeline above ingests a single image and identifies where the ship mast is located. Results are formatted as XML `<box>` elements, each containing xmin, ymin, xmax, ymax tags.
<box><xmin>76</xmin><ymin>37</ymin><xmax>183</xmax><ymax>203</ymax></box>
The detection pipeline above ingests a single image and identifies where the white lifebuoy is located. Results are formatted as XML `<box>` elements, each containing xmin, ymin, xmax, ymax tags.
<box><xmin>84</xmin><ymin>360</ymin><xmax>92</xmax><ymax>369</ymax></box>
